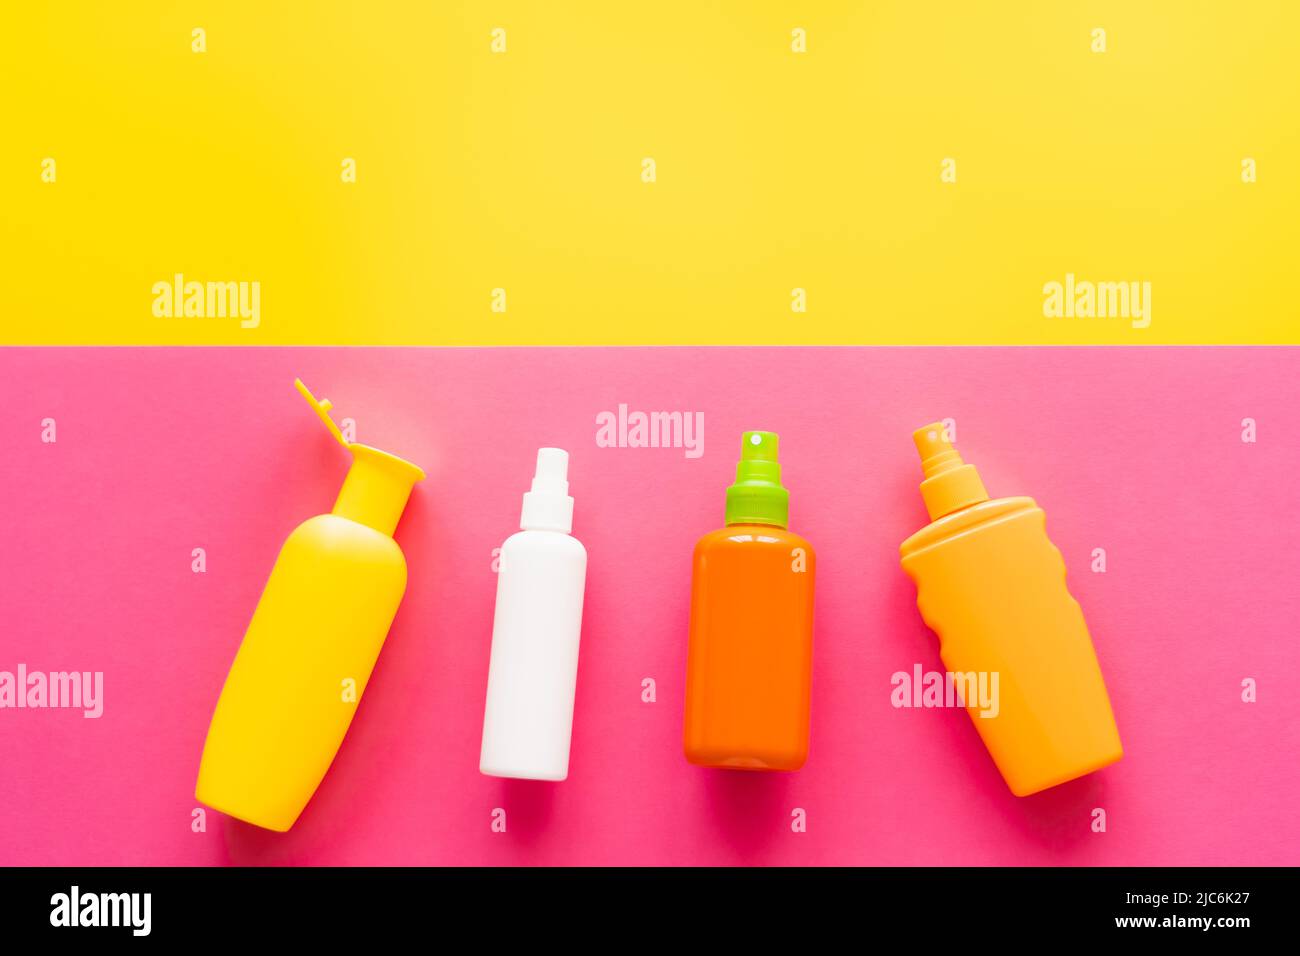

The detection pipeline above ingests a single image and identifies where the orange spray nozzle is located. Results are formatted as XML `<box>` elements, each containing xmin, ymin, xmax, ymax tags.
<box><xmin>913</xmin><ymin>424</ymin><xmax>966</xmax><ymax>479</ymax></box>
<box><xmin>912</xmin><ymin>422</ymin><xmax>990</xmax><ymax>521</ymax></box>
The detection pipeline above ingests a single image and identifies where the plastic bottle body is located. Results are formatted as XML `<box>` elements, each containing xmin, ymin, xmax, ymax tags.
<box><xmin>480</xmin><ymin>529</ymin><xmax>588</xmax><ymax>781</ymax></box>
<box><xmin>900</xmin><ymin>497</ymin><xmax>1122</xmax><ymax>796</ymax></box>
<box><xmin>684</xmin><ymin>524</ymin><xmax>816</xmax><ymax>771</ymax></box>
<box><xmin>196</xmin><ymin>513</ymin><xmax>408</xmax><ymax>831</ymax></box>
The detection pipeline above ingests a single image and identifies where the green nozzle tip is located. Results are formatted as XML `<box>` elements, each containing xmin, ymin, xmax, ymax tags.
<box><xmin>725</xmin><ymin>431</ymin><xmax>789</xmax><ymax>528</ymax></box>
<box><xmin>740</xmin><ymin>430</ymin><xmax>778</xmax><ymax>461</ymax></box>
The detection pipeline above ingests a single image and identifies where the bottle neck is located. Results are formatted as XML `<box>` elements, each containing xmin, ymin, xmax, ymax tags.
<box><xmin>332</xmin><ymin>445</ymin><xmax>424</xmax><ymax>537</ymax></box>
<box><xmin>724</xmin><ymin>447</ymin><xmax>789</xmax><ymax>528</ymax></box>
<box><xmin>724</xmin><ymin>518</ymin><xmax>786</xmax><ymax>530</ymax></box>
<box><xmin>920</xmin><ymin>463</ymin><xmax>989</xmax><ymax>521</ymax></box>
<box><xmin>520</xmin><ymin>491</ymin><xmax>573</xmax><ymax>533</ymax></box>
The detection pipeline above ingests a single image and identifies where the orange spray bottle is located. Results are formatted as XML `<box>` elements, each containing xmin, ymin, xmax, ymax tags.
<box><xmin>684</xmin><ymin>431</ymin><xmax>816</xmax><ymax>771</ymax></box>
<box><xmin>899</xmin><ymin>423</ymin><xmax>1122</xmax><ymax>796</ymax></box>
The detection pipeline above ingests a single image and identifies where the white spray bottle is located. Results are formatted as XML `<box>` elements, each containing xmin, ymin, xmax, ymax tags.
<box><xmin>479</xmin><ymin>448</ymin><xmax>588</xmax><ymax>780</ymax></box>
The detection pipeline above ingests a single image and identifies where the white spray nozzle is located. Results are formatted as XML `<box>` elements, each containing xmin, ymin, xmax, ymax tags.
<box><xmin>521</xmin><ymin>447</ymin><xmax>574</xmax><ymax>533</ymax></box>
<box><xmin>531</xmin><ymin>448</ymin><xmax>570</xmax><ymax>494</ymax></box>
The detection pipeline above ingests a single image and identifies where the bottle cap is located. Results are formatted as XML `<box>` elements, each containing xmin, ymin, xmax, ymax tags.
<box><xmin>520</xmin><ymin>447</ymin><xmax>574</xmax><ymax>533</ymax></box>
<box><xmin>724</xmin><ymin>431</ymin><xmax>789</xmax><ymax>528</ymax></box>
<box><xmin>912</xmin><ymin>422</ymin><xmax>989</xmax><ymax>521</ymax></box>
<box><xmin>295</xmin><ymin>378</ymin><xmax>425</xmax><ymax>537</ymax></box>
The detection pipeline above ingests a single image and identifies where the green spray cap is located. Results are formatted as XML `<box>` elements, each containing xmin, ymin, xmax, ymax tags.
<box><xmin>724</xmin><ymin>431</ymin><xmax>789</xmax><ymax>528</ymax></box>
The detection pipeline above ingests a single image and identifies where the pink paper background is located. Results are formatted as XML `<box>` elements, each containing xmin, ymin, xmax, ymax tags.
<box><xmin>1</xmin><ymin>346</ymin><xmax>1297</xmax><ymax>866</ymax></box>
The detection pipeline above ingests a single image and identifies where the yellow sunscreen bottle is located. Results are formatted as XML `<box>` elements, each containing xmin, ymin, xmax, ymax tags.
<box><xmin>899</xmin><ymin>423</ymin><xmax>1122</xmax><ymax>797</ymax></box>
<box><xmin>195</xmin><ymin>379</ymin><xmax>425</xmax><ymax>831</ymax></box>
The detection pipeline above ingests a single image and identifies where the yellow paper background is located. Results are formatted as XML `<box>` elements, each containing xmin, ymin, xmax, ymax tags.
<box><xmin>2</xmin><ymin>2</ymin><xmax>1297</xmax><ymax>344</ymax></box>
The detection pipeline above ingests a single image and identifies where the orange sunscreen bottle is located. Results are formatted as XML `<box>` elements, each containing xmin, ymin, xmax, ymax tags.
<box><xmin>899</xmin><ymin>423</ymin><xmax>1122</xmax><ymax>796</ymax></box>
<box><xmin>684</xmin><ymin>431</ymin><xmax>816</xmax><ymax>771</ymax></box>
